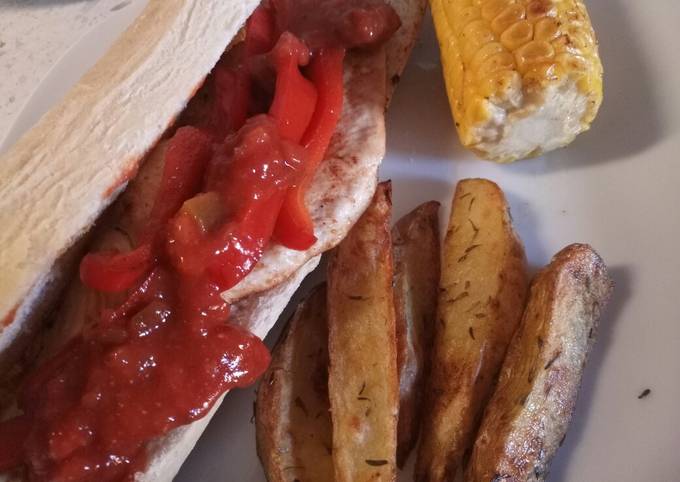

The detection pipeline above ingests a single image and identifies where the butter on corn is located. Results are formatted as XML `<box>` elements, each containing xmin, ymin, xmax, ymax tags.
<box><xmin>431</xmin><ymin>0</ymin><xmax>603</xmax><ymax>162</ymax></box>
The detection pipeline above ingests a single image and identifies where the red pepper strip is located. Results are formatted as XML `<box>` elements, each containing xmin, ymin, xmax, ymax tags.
<box><xmin>0</xmin><ymin>416</ymin><xmax>29</xmax><ymax>471</ymax></box>
<box><xmin>272</xmin><ymin>185</ymin><xmax>316</xmax><ymax>250</ymax></box>
<box><xmin>79</xmin><ymin>127</ymin><xmax>211</xmax><ymax>293</ymax></box>
<box><xmin>269</xmin><ymin>33</ymin><xmax>317</xmax><ymax>143</ymax></box>
<box><xmin>179</xmin><ymin>50</ymin><xmax>251</xmax><ymax>141</ymax></box>
<box><xmin>245</xmin><ymin>5</ymin><xmax>276</xmax><ymax>55</ymax></box>
<box><xmin>210</xmin><ymin>66</ymin><xmax>251</xmax><ymax>140</ymax></box>
<box><xmin>301</xmin><ymin>49</ymin><xmax>346</xmax><ymax>162</ymax></box>
<box><xmin>273</xmin><ymin>48</ymin><xmax>345</xmax><ymax>250</ymax></box>
<box><xmin>80</xmin><ymin>244</ymin><xmax>153</xmax><ymax>293</ymax></box>
<box><xmin>99</xmin><ymin>267</ymin><xmax>173</xmax><ymax>325</ymax></box>
<box><xmin>141</xmin><ymin>126</ymin><xmax>213</xmax><ymax>243</ymax></box>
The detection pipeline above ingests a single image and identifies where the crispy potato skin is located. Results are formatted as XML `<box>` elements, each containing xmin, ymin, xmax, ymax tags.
<box><xmin>327</xmin><ymin>182</ymin><xmax>398</xmax><ymax>482</ymax></box>
<box><xmin>467</xmin><ymin>244</ymin><xmax>613</xmax><ymax>482</ymax></box>
<box><xmin>391</xmin><ymin>201</ymin><xmax>441</xmax><ymax>467</ymax></box>
<box><xmin>416</xmin><ymin>179</ymin><xmax>529</xmax><ymax>482</ymax></box>
<box><xmin>255</xmin><ymin>285</ymin><xmax>333</xmax><ymax>482</ymax></box>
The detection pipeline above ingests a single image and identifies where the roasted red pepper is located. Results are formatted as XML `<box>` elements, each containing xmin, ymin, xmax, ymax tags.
<box><xmin>268</xmin><ymin>33</ymin><xmax>317</xmax><ymax>143</ymax></box>
<box><xmin>142</xmin><ymin>126</ymin><xmax>213</xmax><ymax>243</ymax></box>
<box><xmin>273</xmin><ymin>48</ymin><xmax>345</xmax><ymax>249</ymax></box>
<box><xmin>246</xmin><ymin>5</ymin><xmax>276</xmax><ymax>55</ymax></box>
<box><xmin>80</xmin><ymin>244</ymin><xmax>153</xmax><ymax>293</ymax></box>
<box><xmin>301</xmin><ymin>49</ymin><xmax>346</xmax><ymax>163</ymax></box>
<box><xmin>80</xmin><ymin>127</ymin><xmax>212</xmax><ymax>293</ymax></box>
<box><xmin>99</xmin><ymin>267</ymin><xmax>175</xmax><ymax>325</ymax></box>
<box><xmin>178</xmin><ymin>56</ymin><xmax>251</xmax><ymax>140</ymax></box>
<box><xmin>210</xmin><ymin>66</ymin><xmax>251</xmax><ymax>140</ymax></box>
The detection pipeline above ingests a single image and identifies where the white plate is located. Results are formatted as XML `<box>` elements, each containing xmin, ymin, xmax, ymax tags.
<box><xmin>2</xmin><ymin>1</ymin><xmax>680</xmax><ymax>481</ymax></box>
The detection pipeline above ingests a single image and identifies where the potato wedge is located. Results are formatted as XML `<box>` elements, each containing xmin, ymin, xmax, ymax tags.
<box><xmin>327</xmin><ymin>182</ymin><xmax>398</xmax><ymax>482</ymax></box>
<box><xmin>391</xmin><ymin>201</ymin><xmax>441</xmax><ymax>466</ymax></box>
<box><xmin>255</xmin><ymin>285</ymin><xmax>333</xmax><ymax>482</ymax></box>
<box><xmin>466</xmin><ymin>244</ymin><xmax>613</xmax><ymax>482</ymax></box>
<box><xmin>416</xmin><ymin>179</ymin><xmax>529</xmax><ymax>482</ymax></box>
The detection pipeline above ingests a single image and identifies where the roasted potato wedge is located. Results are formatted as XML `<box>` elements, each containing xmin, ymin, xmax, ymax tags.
<box><xmin>416</xmin><ymin>179</ymin><xmax>529</xmax><ymax>482</ymax></box>
<box><xmin>466</xmin><ymin>244</ymin><xmax>612</xmax><ymax>482</ymax></box>
<box><xmin>255</xmin><ymin>285</ymin><xmax>333</xmax><ymax>482</ymax></box>
<box><xmin>391</xmin><ymin>201</ymin><xmax>441</xmax><ymax>467</ymax></box>
<box><xmin>327</xmin><ymin>182</ymin><xmax>398</xmax><ymax>482</ymax></box>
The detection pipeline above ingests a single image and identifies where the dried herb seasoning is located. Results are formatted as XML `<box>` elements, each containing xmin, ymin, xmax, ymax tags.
<box><xmin>638</xmin><ymin>388</ymin><xmax>651</xmax><ymax>399</ymax></box>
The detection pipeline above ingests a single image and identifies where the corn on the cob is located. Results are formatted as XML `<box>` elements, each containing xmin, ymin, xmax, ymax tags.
<box><xmin>431</xmin><ymin>0</ymin><xmax>603</xmax><ymax>162</ymax></box>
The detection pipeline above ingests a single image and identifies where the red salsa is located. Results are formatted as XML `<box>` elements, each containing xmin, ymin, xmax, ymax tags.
<box><xmin>0</xmin><ymin>1</ymin><xmax>400</xmax><ymax>480</ymax></box>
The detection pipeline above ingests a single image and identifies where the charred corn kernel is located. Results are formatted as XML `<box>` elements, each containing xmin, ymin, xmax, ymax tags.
<box><xmin>534</xmin><ymin>17</ymin><xmax>561</xmax><ymax>41</ymax></box>
<box><xmin>527</xmin><ymin>0</ymin><xmax>558</xmax><ymax>19</ymax></box>
<box><xmin>491</xmin><ymin>5</ymin><xmax>526</xmax><ymax>35</ymax></box>
<box><xmin>523</xmin><ymin>62</ymin><xmax>565</xmax><ymax>92</ymax></box>
<box><xmin>430</xmin><ymin>0</ymin><xmax>603</xmax><ymax>162</ymax></box>
<box><xmin>500</xmin><ymin>20</ymin><xmax>533</xmax><ymax>50</ymax></box>
<box><xmin>481</xmin><ymin>0</ymin><xmax>514</xmax><ymax>21</ymax></box>
<box><xmin>515</xmin><ymin>40</ymin><xmax>555</xmax><ymax>72</ymax></box>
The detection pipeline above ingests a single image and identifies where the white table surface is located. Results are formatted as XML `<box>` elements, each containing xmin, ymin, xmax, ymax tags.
<box><xmin>2</xmin><ymin>1</ymin><xmax>680</xmax><ymax>481</ymax></box>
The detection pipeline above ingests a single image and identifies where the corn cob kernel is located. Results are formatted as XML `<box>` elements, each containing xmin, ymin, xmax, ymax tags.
<box><xmin>430</xmin><ymin>0</ymin><xmax>603</xmax><ymax>162</ymax></box>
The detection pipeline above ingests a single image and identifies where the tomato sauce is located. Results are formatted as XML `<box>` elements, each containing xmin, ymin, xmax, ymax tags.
<box><xmin>0</xmin><ymin>1</ymin><xmax>400</xmax><ymax>480</ymax></box>
<box><xmin>1</xmin><ymin>307</ymin><xmax>16</xmax><ymax>328</ymax></box>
